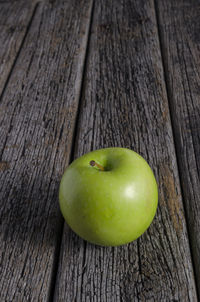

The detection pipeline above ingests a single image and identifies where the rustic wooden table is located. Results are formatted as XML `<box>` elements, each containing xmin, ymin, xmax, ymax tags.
<box><xmin>0</xmin><ymin>0</ymin><xmax>199</xmax><ymax>301</ymax></box>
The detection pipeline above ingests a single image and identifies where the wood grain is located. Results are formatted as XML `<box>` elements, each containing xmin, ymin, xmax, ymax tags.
<box><xmin>155</xmin><ymin>0</ymin><xmax>200</xmax><ymax>296</ymax></box>
<box><xmin>54</xmin><ymin>0</ymin><xmax>198</xmax><ymax>301</ymax></box>
<box><xmin>0</xmin><ymin>0</ymin><xmax>93</xmax><ymax>301</ymax></box>
<box><xmin>0</xmin><ymin>0</ymin><xmax>37</xmax><ymax>97</ymax></box>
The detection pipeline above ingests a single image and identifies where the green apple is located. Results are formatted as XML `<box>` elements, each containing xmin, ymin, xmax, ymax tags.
<box><xmin>59</xmin><ymin>147</ymin><xmax>158</xmax><ymax>246</ymax></box>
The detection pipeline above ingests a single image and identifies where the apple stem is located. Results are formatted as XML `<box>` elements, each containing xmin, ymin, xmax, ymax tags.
<box><xmin>90</xmin><ymin>160</ymin><xmax>105</xmax><ymax>171</ymax></box>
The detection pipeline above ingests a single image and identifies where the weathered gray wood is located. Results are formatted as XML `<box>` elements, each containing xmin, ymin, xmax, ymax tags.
<box><xmin>155</xmin><ymin>0</ymin><xmax>200</xmax><ymax>296</ymax></box>
<box><xmin>0</xmin><ymin>0</ymin><xmax>37</xmax><ymax>97</ymax></box>
<box><xmin>54</xmin><ymin>0</ymin><xmax>198</xmax><ymax>301</ymax></box>
<box><xmin>0</xmin><ymin>0</ymin><xmax>93</xmax><ymax>301</ymax></box>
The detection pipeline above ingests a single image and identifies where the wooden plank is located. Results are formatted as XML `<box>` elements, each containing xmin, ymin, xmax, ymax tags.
<box><xmin>155</xmin><ymin>0</ymin><xmax>200</xmax><ymax>296</ymax></box>
<box><xmin>0</xmin><ymin>0</ymin><xmax>93</xmax><ymax>301</ymax></box>
<box><xmin>54</xmin><ymin>0</ymin><xmax>198</xmax><ymax>301</ymax></box>
<box><xmin>0</xmin><ymin>0</ymin><xmax>37</xmax><ymax>96</ymax></box>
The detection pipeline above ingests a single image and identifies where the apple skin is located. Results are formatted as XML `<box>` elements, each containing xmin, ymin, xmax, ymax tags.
<box><xmin>59</xmin><ymin>148</ymin><xmax>158</xmax><ymax>246</ymax></box>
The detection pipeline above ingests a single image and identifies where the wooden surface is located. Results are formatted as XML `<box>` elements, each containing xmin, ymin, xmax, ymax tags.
<box><xmin>54</xmin><ymin>0</ymin><xmax>197</xmax><ymax>301</ymax></box>
<box><xmin>0</xmin><ymin>0</ymin><xmax>199</xmax><ymax>301</ymax></box>
<box><xmin>0</xmin><ymin>0</ymin><xmax>93</xmax><ymax>301</ymax></box>
<box><xmin>0</xmin><ymin>0</ymin><xmax>37</xmax><ymax>96</ymax></box>
<box><xmin>155</xmin><ymin>0</ymin><xmax>200</xmax><ymax>295</ymax></box>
